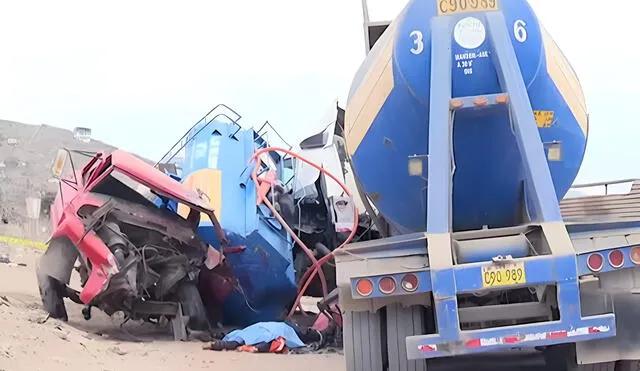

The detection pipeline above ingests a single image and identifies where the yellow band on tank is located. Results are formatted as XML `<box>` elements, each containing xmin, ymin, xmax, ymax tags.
<box><xmin>541</xmin><ymin>26</ymin><xmax>588</xmax><ymax>137</ymax></box>
<box><xmin>177</xmin><ymin>168</ymin><xmax>222</xmax><ymax>222</ymax></box>
<box><xmin>345</xmin><ymin>20</ymin><xmax>398</xmax><ymax>156</ymax></box>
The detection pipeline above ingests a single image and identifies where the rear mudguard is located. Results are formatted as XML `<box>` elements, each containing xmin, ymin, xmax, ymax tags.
<box><xmin>36</xmin><ymin>237</ymin><xmax>80</xmax><ymax>321</ymax></box>
<box><xmin>37</xmin><ymin>237</ymin><xmax>79</xmax><ymax>285</ymax></box>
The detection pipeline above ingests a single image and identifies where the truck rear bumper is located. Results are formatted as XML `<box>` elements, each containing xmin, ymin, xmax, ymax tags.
<box><xmin>406</xmin><ymin>315</ymin><xmax>615</xmax><ymax>360</ymax></box>
<box><xmin>337</xmin><ymin>231</ymin><xmax>618</xmax><ymax>361</ymax></box>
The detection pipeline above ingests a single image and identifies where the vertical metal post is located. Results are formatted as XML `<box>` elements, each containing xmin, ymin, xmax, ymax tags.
<box><xmin>425</xmin><ymin>14</ymin><xmax>460</xmax><ymax>342</ymax></box>
<box><xmin>361</xmin><ymin>0</ymin><xmax>372</xmax><ymax>55</ymax></box>
<box><xmin>361</xmin><ymin>0</ymin><xmax>370</xmax><ymax>25</ymax></box>
<box><xmin>485</xmin><ymin>11</ymin><xmax>563</xmax><ymax>223</ymax></box>
<box><xmin>486</xmin><ymin>11</ymin><xmax>582</xmax><ymax>324</ymax></box>
<box><xmin>426</xmin><ymin>16</ymin><xmax>453</xmax><ymax>234</ymax></box>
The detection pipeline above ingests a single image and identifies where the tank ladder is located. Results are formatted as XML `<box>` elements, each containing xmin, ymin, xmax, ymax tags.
<box><xmin>155</xmin><ymin>104</ymin><xmax>242</xmax><ymax>169</ymax></box>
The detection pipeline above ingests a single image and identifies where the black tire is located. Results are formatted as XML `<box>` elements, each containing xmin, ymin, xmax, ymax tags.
<box><xmin>386</xmin><ymin>303</ymin><xmax>429</xmax><ymax>371</ymax></box>
<box><xmin>175</xmin><ymin>282</ymin><xmax>209</xmax><ymax>332</ymax></box>
<box><xmin>36</xmin><ymin>272</ymin><xmax>68</xmax><ymax>322</ymax></box>
<box><xmin>577</xmin><ymin>363</ymin><xmax>616</xmax><ymax>371</ymax></box>
<box><xmin>343</xmin><ymin>309</ymin><xmax>385</xmax><ymax>371</ymax></box>
<box><xmin>617</xmin><ymin>360</ymin><xmax>640</xmax><ymax>371</ymax></box>
<box><xmin>544</xmin><ymin>344</ymin><xmax>616</xmax><ymax>371</ymax></box>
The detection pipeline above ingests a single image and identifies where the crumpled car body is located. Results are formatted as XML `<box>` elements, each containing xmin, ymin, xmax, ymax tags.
<box><xmin>37</xmin><ymin>149</ymin><xmax>226</xmax><ymax>334</ymax></box>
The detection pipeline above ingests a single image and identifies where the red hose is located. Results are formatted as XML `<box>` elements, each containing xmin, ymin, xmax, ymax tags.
<box><xmin>250</xmin><ymin>159</ymin><xmax>328</xmax><ymax>297</ymax></box>
<box><xmin>248</xmin><ymin>147</ymin><xmax>359</xmax><ymax>318</ymax></box>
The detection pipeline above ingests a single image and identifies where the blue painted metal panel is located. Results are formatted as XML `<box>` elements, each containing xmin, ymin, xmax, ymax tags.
<box><xmin>168</xmin><ymin>119</ymin><xmax>297</xmax><ymax>327</ymax></box>
<box><xmin>340</xmin><ymin>232</ymin><xmax>429</xmax><ymax>259</ymax></box>
<box><xmin>566</xmin><ymin>220</ymin><xmax>640</xmax><ymax>235</ymax></box>
<box><xmin>346</xmin><ymin>0</ymin><xmax>587</xmax><ymax>233</ymax></box>
<box><xmin>485</xmin><ymin>11</ymin><xmax>562</xmax><ymax>223</ymax></box>
<box><xmin>348</xmin><ymin>253</ymin><xmax>617</xmax><ymax>359</ymax></box>
<box><xmin>426</xmin><ymin>14</ymin><xmax>453</xmax><ymax>235</ymax></box>
<box><xmin>425</xmin><ymin>14</ymin><xmax>462</xmax><ymax>342</ymax></box>
<box><xmin>349</xmin><ymin>254</ymin><xmax>589</xmax><ymax>298</ymax></box>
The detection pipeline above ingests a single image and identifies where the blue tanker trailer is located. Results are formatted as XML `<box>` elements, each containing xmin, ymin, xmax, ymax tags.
<box><xmin>335</xmin><ymin>0</ymin><xmax>640</xmax><ymax>370</ymax></box>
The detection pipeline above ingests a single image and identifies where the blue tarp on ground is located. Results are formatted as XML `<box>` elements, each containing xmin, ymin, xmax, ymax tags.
<box><xmin>223</xmin><ymin>322</ymin><xmax>305</xmax><ymax>348</ymax></box>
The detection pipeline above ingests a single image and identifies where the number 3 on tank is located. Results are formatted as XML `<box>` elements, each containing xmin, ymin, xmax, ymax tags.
<box><xmin>410</xmin><ymin>30</ymin><xmax>424</xmax><ymax>55</ymax></box>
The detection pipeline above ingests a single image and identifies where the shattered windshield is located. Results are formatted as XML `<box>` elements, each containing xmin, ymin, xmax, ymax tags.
<box><xmin>91</xmin><ymin>169</ymin><xmax>161</xmax><ymax>209</ymax></box>
<box><xmin>90</xmin><ymin>168</ymin><xmax>211</xmax><ymax>226</ymax></box>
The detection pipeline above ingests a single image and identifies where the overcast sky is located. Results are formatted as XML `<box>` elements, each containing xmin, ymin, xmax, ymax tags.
<box><xmin>0</xmin><ymin>0</ymin><xmax>636</xmax><ymax>185</ymax></box>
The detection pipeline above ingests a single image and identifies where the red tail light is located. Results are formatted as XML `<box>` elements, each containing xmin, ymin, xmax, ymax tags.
<box><xmin>587</xmin><ymin>253</ymin><xmax>604</xmax><ymax>272</ymax></box>
<box><xmin>356</xmin><ymin>278</ymin><xmax>373</xmax><ymax>297</ymax></box>
<box><xmin>379</xmin><ymin>277</ymin><xmax>397</xmax><ymax>295</ymax></box>
<box><xmin>608</xmin><ymin>250</ymin><xmax>624</xmax><ymax>268</ymax></box>
<box><xmin>401</xmin><ymin>273</ymin><xmax>419</xmax><ymax>292</ymax></box>
<box><xmin>631</xmin><ymin>247</ymin><xmax>640</xmax><ymax>265</ymax></box>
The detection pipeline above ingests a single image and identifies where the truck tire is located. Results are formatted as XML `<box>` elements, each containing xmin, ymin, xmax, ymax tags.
<box><xmin>175</xmin><ymin>282</ymin><xmax>209</xmax><ymax>332</ymax></box>
<box><xmin>575</xmin><ymin>364</ymin><xmax>616</xmax><ymax>371</ymax></box>
<box><xmin>618</xmin><ymin>361</ymin><xmax>640</xmax><ymax>371</ymax></box>
<box><xmin>343</xmin><ymin>309</ymin><xmax>385</xmax><ymax>371</ymax></box>
<box><xmin>544</xmin><ymin>344</ymin><xmax>616</xmax><ymax>371</ymax></box>
<box><xmin>386</xmin><ymin>303</ymin><xmax>428</xmax><ymax>371</ymax></box>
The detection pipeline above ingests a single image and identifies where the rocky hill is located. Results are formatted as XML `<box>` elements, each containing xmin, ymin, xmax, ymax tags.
<box><xmin>0</xmin><ymin>120</ymin><xmax>119</xmax><ymax>226</ymax></box>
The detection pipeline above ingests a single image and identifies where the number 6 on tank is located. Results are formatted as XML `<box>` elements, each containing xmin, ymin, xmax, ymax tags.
<box><xmin>514</xmin><ymin>19</ymin><xmax>527</xmax><ymax>42</ymax></box>
<box><xmin>410</xmin><ymin>30</ymin><xmax>424</xmax><ymax>55</ymax></box>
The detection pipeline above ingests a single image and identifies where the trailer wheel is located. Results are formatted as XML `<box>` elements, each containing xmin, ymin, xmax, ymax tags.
<box><xmin>386</xmin><ymin>303</ymin><xmax>428</xmax><ymax>371</ymax></box>
<box><xmin>617</xmin><ymin>360</ymin><xmax>640</xmax><ymax>371</ymax></box>
<box><xmin>574</xmin><ymin>363</ymin><xmax>616</xmax><ymax>371</ymax></box>
<box><xmin>544</xmin><ymin>344</ymin><xmax>616</xmax><ymax>371</ymax></box>
<box><xmin>343</xmin><ymin>309</ymin><xmax>385</xmax><ymax>371</ymax></box>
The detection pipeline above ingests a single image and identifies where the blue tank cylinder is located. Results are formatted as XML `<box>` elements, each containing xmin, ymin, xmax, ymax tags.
<box><xmin>345</xmin><ymin>0</ymin><xmax>588</xmax><ymax>234</ymax></box>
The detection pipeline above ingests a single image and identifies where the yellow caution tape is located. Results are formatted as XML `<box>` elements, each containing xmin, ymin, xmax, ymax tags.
<box><xmin>0</xmin><ymin>235</ymin><xmax>47</xmax><ymax>251</ymax></box>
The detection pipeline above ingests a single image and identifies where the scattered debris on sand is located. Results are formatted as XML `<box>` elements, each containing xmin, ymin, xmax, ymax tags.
<box><xmin>0</xmin><ymin>243</ymin><xmax>346</xmax><ymax>371</ymax></box>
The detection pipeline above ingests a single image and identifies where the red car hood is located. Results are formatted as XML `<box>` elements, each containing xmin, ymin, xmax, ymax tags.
<box><xmin>109</xmin><ymin>150</ymin><xmax>214</xmax><ymax>213</ymax></box>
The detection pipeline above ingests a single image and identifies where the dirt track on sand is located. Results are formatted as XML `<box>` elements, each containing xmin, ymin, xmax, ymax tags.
<box><xmin>0</xmin><ymin>244</ymin><xmax>345</xmax><ymax>371</ymax></box>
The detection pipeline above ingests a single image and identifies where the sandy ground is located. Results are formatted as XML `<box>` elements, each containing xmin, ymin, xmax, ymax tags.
<box><xmin>0</xmin><ymin>243</ymin><xmax>551</xmax><ymax>371</ymax></box>
<box><xmin>0</xmin><ymin>244</ymin><xmax>345</xmax><ymax>371</ymax></box>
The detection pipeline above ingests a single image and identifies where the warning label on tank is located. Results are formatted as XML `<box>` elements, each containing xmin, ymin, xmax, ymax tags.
<box><xmin>533</xmin><ymin>110</ymin><xmax>555</xmax><ymax>128</ymax></box>
<box><xmin>454</xmin><ymin>51</ymin><xmax>490</xmax><ymax>61</ymax></box>
<box><xmin>454</xmin><ymin>51</ymin><xmax>490</xmax><ymax>75</ymax></box>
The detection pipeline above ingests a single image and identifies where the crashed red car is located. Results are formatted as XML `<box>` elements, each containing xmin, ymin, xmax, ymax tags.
<box><xmin>37</xmin><ymin>149</ymin><xmax>226</xmax><ymax>338</ymax></box>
